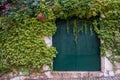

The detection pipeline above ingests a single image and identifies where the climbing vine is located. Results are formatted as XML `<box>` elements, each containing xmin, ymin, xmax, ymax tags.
<box><xmin>0</xmin><ymin>0</ymin><xmax>120</xmax><ymax>75</ymax></box>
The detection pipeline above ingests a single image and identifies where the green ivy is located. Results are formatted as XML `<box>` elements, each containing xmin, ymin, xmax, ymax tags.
<box><xmin>0</xmin><ymin>16</ymin><xmax>57</xmax><ymax>74</ymax></box>
<box><xmin>0</xmin><ymin>0</ymin><xmax>120</xmax><ymax>75</ymax></box>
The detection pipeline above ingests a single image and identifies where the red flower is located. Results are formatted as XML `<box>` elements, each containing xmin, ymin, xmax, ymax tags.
<box><xmin>4</xmin><ymin>3</ymin><xmax>11</xmax><ymax>8</ymax></box>
<box><xmin>37</xmin><ymin>13</ymin><xmax>45</xmax><ymax>21</ymax></box>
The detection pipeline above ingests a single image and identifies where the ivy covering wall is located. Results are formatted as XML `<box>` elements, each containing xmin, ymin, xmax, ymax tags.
<box><xmin>0</xmin><ymin>0</ymin><xmax>120</xmax><ymax>75</ymax></box>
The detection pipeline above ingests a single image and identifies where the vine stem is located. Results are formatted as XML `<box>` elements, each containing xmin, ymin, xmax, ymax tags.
<box><xmin>66</xmin><ymin>19</ymin><xmax>69</xmax><ymax>33</ymax></box>
<box><xmin>73</xmin><ymin>19</ymin><xmax>78</xmax><ymax>44</ymax></box>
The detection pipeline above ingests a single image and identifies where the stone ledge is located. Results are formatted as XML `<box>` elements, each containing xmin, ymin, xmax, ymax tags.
<box><xmin>28</xmin><ymin>76</ymin><xmax>120</xmax><ymax>80</ymax></box>
<box><xmin>1</xmin><ymin>73</ymin><xmax>120</xmax><ymax>80</ymax></box>
<box><xmin>51</xmin><ymin>71</ymin><xmax>104</xmax><ymax>78</ymax></box>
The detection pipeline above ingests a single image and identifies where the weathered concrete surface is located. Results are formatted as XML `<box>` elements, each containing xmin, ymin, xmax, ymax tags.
<box><xmin>28</xmin><ymin>76</ymin><xmax>120</xmax><ymax>80</ymax></box>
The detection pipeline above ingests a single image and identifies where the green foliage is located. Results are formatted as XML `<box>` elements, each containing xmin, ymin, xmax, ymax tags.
<box><xmin>0</xmin><ymin>0</ymin><xmax>120</xmax><ymax>74</ymax></box>
<box><xmin>0</xmin><ymin>18</ymin><xmax>56</xmax><ymax>73</ymax></box>
<box><xmin>95</xmin><ymin>0</ymin><xmax>120</xmax><ymax>64</ymax></box>
<box><xmin>113</xmin><ymin>43</ymin><xmax>120</xmax><ymax>55</ymax></box>
<box><xmin>0</xmin><ymin>8</ymin><xmax>57</xmax><ymax>74</ymax></box>
<box><xmin>53</xmin><ymin>0</ymin><xmax>105</xmax><ymax>19</ymax></box>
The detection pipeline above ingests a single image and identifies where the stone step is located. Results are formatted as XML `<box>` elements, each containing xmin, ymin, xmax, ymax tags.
<box><xmin>51</xmin><ymin>72</ymin><xmax>103</xmax><ymax>78</ymax></box>
<box><xmin>29</xmin><ymin>77</ymin><xmax>120</xmax><ymax>80</ymax></box>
